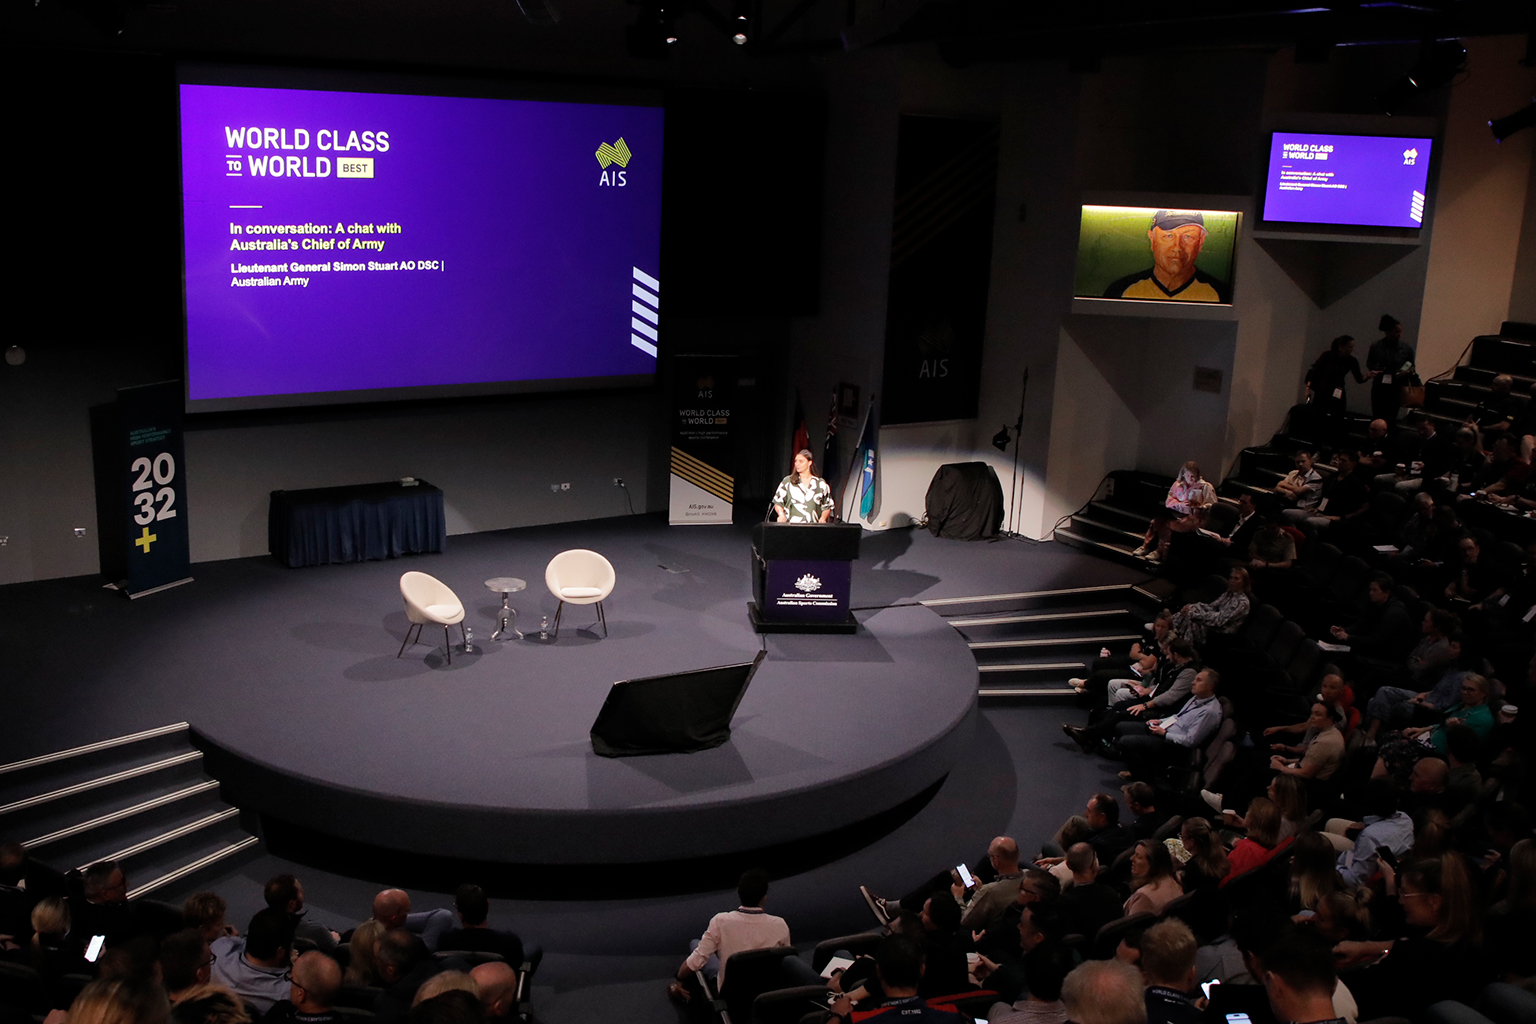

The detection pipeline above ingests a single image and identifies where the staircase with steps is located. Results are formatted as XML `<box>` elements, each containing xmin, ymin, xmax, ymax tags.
<box><xmin>0</xmin><ymin>724</ymin><xmax>260</xmax><ymax>900</ymax></box>
<box><xmin>922</xmin><ymin>583</ymin><xmax>1162</xmax><ymax>701</ymax></box>
<box><xmin>1054</xmin><ymin>471</ymin><xmax>1176</xmax><ymax>569</ymax></box>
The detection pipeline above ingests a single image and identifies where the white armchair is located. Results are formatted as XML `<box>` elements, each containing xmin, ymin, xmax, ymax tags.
<box><xmin>398</xmin><ymin>571</ymin><xmax>467</xmax><ymax>663</ymax></box>
<box><xmin>544</xmin><ymin>549</ymin><xmax>616</xmax><ymax>639</ymax></box>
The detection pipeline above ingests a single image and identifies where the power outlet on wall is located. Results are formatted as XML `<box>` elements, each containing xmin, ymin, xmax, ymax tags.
<box><xmin>73</xmin><ymin>527</ymin><xmax>86</xmax><ymax>538</ymax></box>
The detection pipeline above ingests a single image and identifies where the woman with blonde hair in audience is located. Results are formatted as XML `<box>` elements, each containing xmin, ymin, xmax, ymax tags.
<box><xmin>1288</xmin><ymin>832</ymin><xmax>1342</xmax><ymax>913</ymax></box>
<box><xmin>169</xmin><ymin>984</ymin><xmax>250</xmax><ymax>1024</ymax></box>
<box><xmin>1170</xmin><ymin>568</ymin><xmax>1252</xmax><ymax>646</ymax></box>
<box><xmin>1335</xmin><ymin>853</ymin><xmax>1487</xmax><ymax>1018</ymax></box>
<box><xmin>1175</xmin><ymin>818</ymin><xmax>1229</xmax><ymax>893</ymax></box>
<box><xmin>1124</xmin><ymin>840</ymin><xmax>1182</xmax><ymax>916</ymax></box>
<box><xmin>1222</xmin><ymin>797</ymin><xmax>1292</xmax><ymax>882</ymax></box>
<box><xmin>1220</xmin><ymin>776</ymin><xmax>1307</xmax><ymax>841</ymax></box>
<box><xmin>66</xmin><ymin>976</ymin><xmax>170</xmax><ymax>1024</ymax></box>
<box><xmin>344</xmin><ymin>919</ymin><xmax>385</xmax><ymax>987</ymax></box>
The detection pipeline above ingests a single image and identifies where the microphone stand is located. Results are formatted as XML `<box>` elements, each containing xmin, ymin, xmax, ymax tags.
<box><xmin>1006</xmin><ymin>369</ymin><xmax>1028</xmax><ymax>538</ymax></box>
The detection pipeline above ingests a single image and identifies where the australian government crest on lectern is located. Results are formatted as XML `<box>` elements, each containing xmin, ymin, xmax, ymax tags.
<box><xmin>747</xmin><ymin>522</ymin><xmax>861</xmax><ymax>634</ymax></box>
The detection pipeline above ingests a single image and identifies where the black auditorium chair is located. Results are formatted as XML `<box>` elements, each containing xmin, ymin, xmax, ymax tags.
<box><xmin>695</xmin><ymin>946</ymin><xmax>797</xmax><ymax>1024</ymax></box>
<box><xmin>431</xmin><ymin>950</ymin><xmax>505</xmax><ymax>968</ymax></box>
<box><xmin>749</xmin><ymin>985</ymin><xmax>830</xmax><ymax>1024</ymax></box>
<box><xmin>810</xmin><ymin>932</ymin><xmax>882</xmax><ymax>973</ymax></box>
<box><xmin>1090</xmin><ymin>913</ymin><xmax>1156</xmax><ymax>962</ymax></box>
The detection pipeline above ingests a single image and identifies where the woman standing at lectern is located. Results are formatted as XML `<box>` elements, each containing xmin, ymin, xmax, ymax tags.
<box><xmin>772</xmin><ymin>449</ymin><xmax>835</xmax><ymax>523</ymax></box>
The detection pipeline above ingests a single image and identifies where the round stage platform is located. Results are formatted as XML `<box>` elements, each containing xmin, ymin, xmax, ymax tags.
<box><xmin>184</xmin><ymin>519</ymin><xmax>978</xmax><ymax>866</ymax></box>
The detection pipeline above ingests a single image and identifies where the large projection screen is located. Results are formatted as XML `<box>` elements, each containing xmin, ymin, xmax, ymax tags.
<box><xmin>178</xmin><ymin>71</ymin><xmax>664</xmax><ymax>412</ymax></box>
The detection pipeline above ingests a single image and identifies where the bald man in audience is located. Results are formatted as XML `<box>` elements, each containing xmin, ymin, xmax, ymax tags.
<box><xmin>263</xmin><ymin>950</ymin><xmax>343</xmax><ymax>1024</ymax></box>
<box><xmin>469</xmin><ymin>962</ymin><xmax>519</xmax><ymax>1020</ymax></box>
<box><xmin>372</xmin><ymin>889</ymin><xmax>455</xmax><ymax>952</ymax></box>
<box><xmin>1061</xmin><ymin>959</ymin><xmax>1148</xmax><ymax>1024</ymax></box>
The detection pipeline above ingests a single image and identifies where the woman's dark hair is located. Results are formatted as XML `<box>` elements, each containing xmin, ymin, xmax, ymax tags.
<box><xmin>1331</xmin><ymin>334</ymin><xmax>1355</xmax><ymax>354</ymax></box>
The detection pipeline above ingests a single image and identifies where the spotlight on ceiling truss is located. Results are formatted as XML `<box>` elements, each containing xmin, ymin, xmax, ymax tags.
<box><xmin>1378</xmin><ymin>38</ymin><xmax>1467</xmax><ymax>115</ymax></box>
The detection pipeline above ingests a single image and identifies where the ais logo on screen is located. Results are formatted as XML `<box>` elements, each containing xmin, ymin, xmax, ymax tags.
<box><xmin>1403</xmin><ymin>147</ymin><xmax>1419</xmax><ymax>165</ymax></box>
<box><xmin>595</xmin><ymin>137</ymin><xmax>632</xmax><ymax>187</ymax></box>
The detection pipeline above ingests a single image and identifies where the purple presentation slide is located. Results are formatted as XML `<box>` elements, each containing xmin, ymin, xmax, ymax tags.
<box><xmin>1262</xmin><ymin>132</ymin><xmax>1433</xmax><ymax>229</ymax></box>
<box><xmin>179</xmin><ymin>83</ymin><xmax>663</xmax><ymax>409</ymax></box>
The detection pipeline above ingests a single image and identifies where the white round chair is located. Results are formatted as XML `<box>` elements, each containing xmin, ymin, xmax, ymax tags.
<box><xmin>544</xmin><ymin>549</ymin><xmax>616</xmax><ymax>639</ymax></box>
<box><xmin>398</xmin><ymin>571</ymin><xmax>467</xmax><ymax>663</ymax></box>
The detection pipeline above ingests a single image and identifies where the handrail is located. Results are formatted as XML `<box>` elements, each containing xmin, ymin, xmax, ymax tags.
<box><xmin>0</xmin><ymin>723</ymin><xmax>189</xmax><ymax>776</ymax></box>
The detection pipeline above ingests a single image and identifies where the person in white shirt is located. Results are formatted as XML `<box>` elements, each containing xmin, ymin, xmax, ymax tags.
<box><xmin>669</xmin><ymin>869</ymin><xmax>790</xmax><ymax>999</ymax></box>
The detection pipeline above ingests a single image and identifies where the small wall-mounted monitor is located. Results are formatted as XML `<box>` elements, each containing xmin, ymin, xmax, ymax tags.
<box><xmin>1261</xmin><ymin>132</ymin><xmax>1433</xmax><ymax>230</ymax></box>
<box><xmin>1074</xmin><ymin>206</ymin><xmax>1240</xmax><ymax>305</ymax></box>
<box><xmin>178</xmin><ymin>69</ymin><xmax>664</xmax><ymax>413</ymax></box>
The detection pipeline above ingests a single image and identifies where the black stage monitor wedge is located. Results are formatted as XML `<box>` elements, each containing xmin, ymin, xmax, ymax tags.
<box><xmin>589</xmin><ymin>651</ymin><xmax>766</xmax><ymax>757</ymax></box>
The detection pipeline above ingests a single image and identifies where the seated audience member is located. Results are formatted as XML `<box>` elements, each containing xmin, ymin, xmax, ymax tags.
<box><xmin>669</xmin><ymin>869</ymin><xmax>789</xmax><ymax>998</ymax></box>
<box><xmin>1257</xmin><ymin>926</ymin><xmax>1344</xmax><ymax>1024</ymax></box>
<box><xmin>1224</xmin><ymin>798</ymin><xmax>1292</xmax><ymax>882</ymax></box>
<box><xmin>1075</xmin><ymin>646</ymin><xmax>1161</xmax><ymax>715</ymax></box>
<box><xmin>30</xmin><ymin>896</ymin><xmax>86</xmax><ymax>1010</ymax></box>
<box><xmin>1249</xmin><ymin>521</ymin><xmax>1297</xmax><ymax>571</ymax></box>
<box><xmin>1065</xmin><ymin>644</ymin><xmax>1200</xmax><ymax>753</ymax></box>
<box><xmin>1441</xmin><ymin>427</ymin><xmax>1486</xmax><ymax>495</ymax></box>
<box><xmin>1376</xmin><ymin>673</ymin><xmax>1495</xmax><ymax>784</ymax></box>
<box><xmin>869</xmin><ymin>837</ymin><xmax>1024</xmax><ymax>933</ymax></box>
<box><xmin>1405</xmin><ymin>607</ymin><xmax>1463</xmax><ymax>685</ymax></box>
<box><xmin>374</xmin><ymin>930</ymin><xmax>447</xmax><ymax>1024</ymax></box>
<box><xmin>184</xmin><ymin>893</ymin><xmax>237</xmax><ymax>945</ymax></box>
<box><xmin>1287</xmin><ymin>832</ymin><xmax>1343</xmax><ymax>915</ymax></box>
<box><xmin>159</xmin><ymin>929</ymin><xmax>214</xmax><ymax>1003</ymax></box>
<box><xmin>1059</xmin><ymin>959</ymin><xmax>1147</xmax><ymax>1024</ymax></box>
<box><xmin>1483</xmin><ymin>837</ymin><xmax>1536</xmax><ymax>983</ymax></box>
<box><xmin>1174</xmin><ymin>819</ymin><xmax>1228</xmax><ymax>893</ymax></box>
<box><xmin>1112</xmin><ymin>670</ymin><xmax>1223</xmax><ymax>783</ymax></box>
<box><xmin>1209</xmin><ymin>775</ymin><xmax>1309</xmax><ymax>843</ymax></box>
<box><xmin>975</xmin><ymin>868</ymin><xmax>1061</xmax><ymax>965</ymax></box>
<box><xmin>343</xmin><ymin>919</ymin><xmax>385</xmax><ymax>987</ymax></box>
<box><xmin>435</xmin><ymin>885</ymin><xmax>523</xmax><ymax>966</ymax></box>
<box><xmin>1124</xmin><ymin>841</ymin><xmax>1181</xmax><ymax>917</ymax></box>
<box><xmin>371</xmin><ymin>890</ymin><xmax>455</xmax><ymax>953</ymax></box>
<box><xmin>1267</xmin><ymin>702</ymin><xmax>1344</xmax><ymax>783</ymax></box>
<box><xmin>912</xmin><ymin>895</ymin><xmax>969</xmax><ymax>998</ymax></box>
<box><xmin>987</xmin><ymin>940</ymin><xmax>1074</xmax><ymax>1024</ymax></box>
<box><xmin>263</xmin><ymin>950</ymin><xmax>343</xmax><ymax>1024</ymax></box>
<box><xmin>264</xmin><ymin>875</ymin><xmax>337</xmax><ymax>955</ymax></box>
<box><xmin>411</xmin><ymin>971</ymin><xmax>476</xmax><ymax>1008</ymax></box>
<box><xmin>1394</xmin><ymin>490</ymin><xmax>1437</xmax><ymax>557</ymax></box>
<box><xmin>408</xmin><ymin>990</ymin><xmax>482</xmax><ymax>1024</ymax></box>
<box><xmin>170</xmin><ymin>985</ymin><xmax>251</xmax><ymax>1024</ymax></box>
<box><xmin>1334</xmin><ymin>854</ymin><xmax>1488</xmax><ymax>1018</ymax></box>
<box><xmin>69</xmin><ymin>860</ymin><xmax>137</xmax><ymax>949</ymax></box>
<box><xmin>1122</xmin><ymin>783</ymin><xmax>1171</xmax><ymax>840</ymax></box>
<box><xmin>1263</xmin><ymin>673</ymin><xmax>1354</xmax><ymax>744</ymax></box>
<box><xmin>827</xmin><ymin>934</ymin><xmax>954</xmax><ymax>1022</ymax></box>
<box><xmin>1285</xmin><ymin>451</ymin><xmax>1369</xmax><ymax>538</ymax></box>
<box><xmin>1045</xmin><ymin>794</ymin><xmax>1133</xmax><ymax>865</ymax></box>
<box><xmin>1325</xmin><ymin>779</ymin><xmax>1414</xmax><ymax>886</ymax></box>
<box><xmin>1465</xmin><ymin>434</ymin><xmax>1530</xmax><ymax>499</ymax></box>
<box><xmin>467</xmin><ymin>962</ymin><xmax>518</xmax><ymax>1021</ymax></box>
<box><xmin>1443</xmin><ymin>535</ymin><xmax>1511</xmax><ymax>611</ymax></box>
<box><xmin>211</xmin><ymin>908</ymin><xmax>294</xmax><ymax>1013</ymax></box>
<box><xmin>1377</xmin><ymin>415</ymin><xmax>1456</xmax><ymax>494</ymax></box>
<box><xmin>1274</xmin><ymin>452</ymin><xmax>1324</xmax><ymax>512</ymax></box>
<box><xmin>1305</xmin><ymin>888</ymin><xmax>1371</xmax><ymax>945</ymax></box>
<box><xmin>1327</xmin><ymin>574</ymin><xmax>1417</xmax><ymax>666</ymax></box>
<box><xmin>1068</xmin><ymin>613</ymin><xmax>1173</xmax><ymax>697</ymax></box>
<box><xmin>1165</xmin><ymin>462</ymin><xmax>1216</xmax><ymax>517</ymax></box>
<box><xmin>1367</xmin><ymin>656</ymin><xmax>1466</xmax><ymax>741</ymax></box>
<box><xmin>1357</xmin><ymin>417</ymin><xmax>1393</xmax><ymax>474</ymax></box>
<box><xmin>1197</xmin><ymin>491</ymin><xmax>1264</xmax><ymax>563</ymax></box>
<box><xmin>1057</xmin><ymin>844</ymin><xmax>1124</xmax><ymax>942</ymax></box>
<box><xmin>1470</xmin><ymin>374</ymin><xmax>1523</xmax><ymax>438</ymax></box>
<box><xmin>1169</xmin><ymin>569</ymin><xmax>1251</xmax><ymax>647</ymax></box>
<box><xmin>975</xmin><ymin>901</ymin><xmax>1066</xmax><ymax>1003</ymax></box>
<box><xmin>1136</xmin><ymin>920</ymin><xmax>1199</xmax><ymax>1024</ymax></box>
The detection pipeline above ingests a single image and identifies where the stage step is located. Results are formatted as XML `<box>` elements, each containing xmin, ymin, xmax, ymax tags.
<box><xmin>939</xmin><ymin>580</ymin><xmax>1159</xmax><ymax>702</ymax></box>
<box><xmin>1053</xmin><ymin>528</ymin><xmax>1153</xmax><ymax>570</ymax></box>
<box><xmin>0</xmin><ymin>725</ymin><xmax>261</xmax><ymax>902</ymax></box>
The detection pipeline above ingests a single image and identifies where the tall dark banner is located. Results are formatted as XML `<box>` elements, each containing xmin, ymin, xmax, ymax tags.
<box><xmin>669</xmin><ymin>355</ymin><xmax>736</xmax><ymax>525</ymax></box>
<box><xmin>880</xmin><ymin>117</ymin><xmax>999</xmax><ymax>425</ymax></box>
<box><xmin>101</xmin><ymin>381</ymin><xmax>193</xmax><ymax>597</ymax></box>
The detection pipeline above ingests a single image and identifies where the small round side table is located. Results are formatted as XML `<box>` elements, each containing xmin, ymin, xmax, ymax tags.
<box><xmin>485</xmin><ymin>577</ymin><xmax>527</xmax><ymax>641</ymax></box>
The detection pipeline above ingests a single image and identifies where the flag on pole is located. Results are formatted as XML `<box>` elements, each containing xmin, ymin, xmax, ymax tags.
<box><xmin>792</xmin><ymin>390</ymin><xmax>809</xmax><ymax>458</ymax></box>
<box><xmin>821</xmin><ymin>388</ymin><xmax>840</xmax><ymax>501</ymax></box>
<box><xmin>841</xmin><ymin>393</ymin><xmax>880</xmax><ymax>524</ymax></box>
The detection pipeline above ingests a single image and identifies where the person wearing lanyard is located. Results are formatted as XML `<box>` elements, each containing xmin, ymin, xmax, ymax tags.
<box><xmin>1366</xmin><ymin>314</ymin><xmax>1415</xmax><ymax>423</ymax></box>
<box><xmin>826</xmin><ymin>934</ymin><xmax>955</xmax><ymax>1022</ymax></box>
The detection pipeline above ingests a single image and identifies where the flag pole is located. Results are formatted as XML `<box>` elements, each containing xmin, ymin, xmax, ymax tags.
<box><xmin>1008</xmin><ymin>370</ymin><xmax>1027</xmax><ymax>538</ymax></box>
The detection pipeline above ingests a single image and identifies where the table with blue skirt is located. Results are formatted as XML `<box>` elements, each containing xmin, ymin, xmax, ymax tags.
<box><xmin>268</xmin><ymin>480</ymin><xmax>447</xmax><ymax>568</ymax></box>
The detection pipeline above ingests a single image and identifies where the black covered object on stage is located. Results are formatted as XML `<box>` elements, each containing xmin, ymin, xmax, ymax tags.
<box><xmin>749</xmin><ymin>522</ymin><xmax>861</xmax><ymax>634</ymax></box>
<box><xmin>589</xmin><ymin>651</ymin><xmax>765</xmax><ymax>757</ymax></box>
<box><xmin>924</xmin><ymin>462</ymin><xmax>1004</xmax><ymax>541</ymax></box>
<box><xmin>268</xmin><ymin>480</ymin><xmax>446</xmax><ymax>568</ymax></box>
